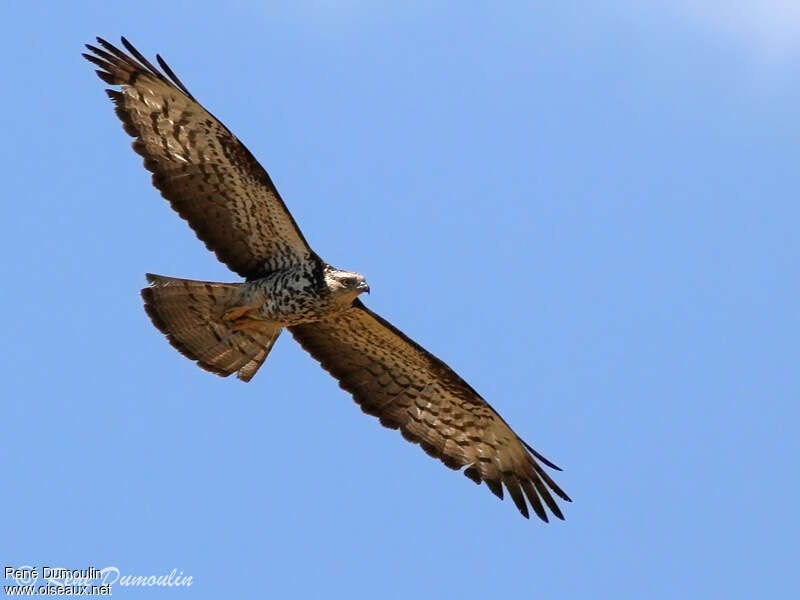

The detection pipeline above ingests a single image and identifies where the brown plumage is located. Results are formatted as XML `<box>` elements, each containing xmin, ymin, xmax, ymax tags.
<box><xmin>83</xmin><ymin>36</ymin><xmax>312</xmax><ymax>278</ymax></box>
<box><xmin>141</xmin><ymin>274</ymin><xmax>281</xmax><ymax>382</ymax></box>
<box><xmin>84</xmin><ymin>36</ymin><xmax>571</xmax><ymax>520</ymax></box>
<box><xmin>291</xmin><ymin>301</ymin><xmax>571</xmax><ymax>520</ymax></box>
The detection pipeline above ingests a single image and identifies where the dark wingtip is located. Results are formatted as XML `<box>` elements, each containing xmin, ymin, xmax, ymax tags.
<box><xmin>521</xmin><ymin>439</ymin><xmax>563</xmax><ymax>471</ymax></box>
<box><xmin>485</xmin><ymin>478</ymin><xmax>504</xmax><ymax>500</ymax></box>
<box><xmin>156</xmin><ymin>52</ymin><xmax>195</xmax><ymax>99</ymax></box>
<box><xmin>463</xmin><ymin>465</ymin><xmax>482</xmax><ymax>485</ymax></box>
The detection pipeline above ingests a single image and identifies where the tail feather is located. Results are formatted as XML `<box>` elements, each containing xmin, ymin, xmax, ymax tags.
<box><xmin>141</xmin><ymin>274</ymin><xmax>280</xmax><ymax>381</ymax></box>
<box><xmin>237</xmin><ymin>347</ymin><xmax>270</xmax><ymax>383</ymax></box>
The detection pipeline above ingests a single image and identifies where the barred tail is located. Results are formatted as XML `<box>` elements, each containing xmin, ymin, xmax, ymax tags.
<box><xmin>141</xmin><ymin>273</ymin><xmax>280</xmax><ymax>382</ymax></box>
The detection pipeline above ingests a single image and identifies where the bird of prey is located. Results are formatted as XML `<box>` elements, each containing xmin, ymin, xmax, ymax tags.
<box><xmin>83</xmin><ymin>37</ymin><xmax>571</xmax><ymax>521</ymax></box>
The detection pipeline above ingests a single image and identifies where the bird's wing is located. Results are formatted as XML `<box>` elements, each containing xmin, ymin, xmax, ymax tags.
<box><xmin>289</xmin><ymin>300</ymin><xmax>571</xmax><ymax>520</ymax></box>
<box><xmin>84</xmin><ymin>37</ymin><xmax>313</xmax><ymax>279</ymax></box>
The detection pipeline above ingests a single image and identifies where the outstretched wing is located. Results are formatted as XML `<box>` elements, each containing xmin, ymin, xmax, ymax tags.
<box><xmin>83</xmin><ymin>37</ymin><xmax>313</xmax><ymax>279</ymax></box>
<box><xmin>290</xmin><ymin>300</ymin><xmax>571</xmax><ymax>520</ymax></box>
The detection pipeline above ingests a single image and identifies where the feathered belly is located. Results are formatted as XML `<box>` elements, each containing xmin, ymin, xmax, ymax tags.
<box><xmin>246</xmin><ymin>271</ymin><xmax>338</xmax><ymax>326</ymax></box>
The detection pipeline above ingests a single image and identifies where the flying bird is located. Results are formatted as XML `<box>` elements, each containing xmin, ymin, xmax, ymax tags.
<box><xmin>83</xmin><ymin>37</ymin><xmax>571</xmax><ymax>520</ymax></box>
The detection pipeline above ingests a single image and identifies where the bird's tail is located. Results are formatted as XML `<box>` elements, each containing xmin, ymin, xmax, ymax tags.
<box><xmin>140</xmin><ymin>273</ymin><xmax>280</xmax><ymax>382</ymax></box>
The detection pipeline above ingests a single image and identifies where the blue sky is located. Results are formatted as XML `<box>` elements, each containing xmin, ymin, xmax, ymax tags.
<box><xmin>2</xmin><ymin>1</ymin><xmax>799</xmax><ymax>598</ymax></box>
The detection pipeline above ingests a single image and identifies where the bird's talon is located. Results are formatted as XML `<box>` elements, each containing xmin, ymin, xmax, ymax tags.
<box><xmin>223</xmin><ymin>306</ymin><xmax>250</xmax><ymax>321</ymax></box>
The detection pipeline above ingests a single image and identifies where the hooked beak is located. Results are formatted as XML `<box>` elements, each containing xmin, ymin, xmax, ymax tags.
<box><xmin>358</xmin><ymin>281</ymin><xmax>371</xmax><ymax>294</ymax></box>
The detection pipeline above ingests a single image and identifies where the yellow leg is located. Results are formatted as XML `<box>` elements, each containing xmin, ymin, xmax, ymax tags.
<box><xmin>222</xmin><ymin>300</ymin><xmax>264</xmax><ymax>322</ymax></box>
<box><xmin>230</xmin><ymin>318</ymin><xmax>266</xmax><ymax>332</ymax></box>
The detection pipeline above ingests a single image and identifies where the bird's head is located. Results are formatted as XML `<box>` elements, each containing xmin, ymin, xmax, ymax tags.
<box><xmin>325</xmin><ymin>268</ymin><xmax>370</xmax><ymax>304</ymax></box>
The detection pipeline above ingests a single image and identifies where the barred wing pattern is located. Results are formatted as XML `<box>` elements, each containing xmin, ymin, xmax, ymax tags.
<box><xmin>290</xmin><ymin>300</ymin><xmax>572</xmax><ymax>520</ymax></box>
<box><xmin>83</xmin><ymin>37</ymin><xmax>313</xmax><ymax>279</ymax></box>
<box><xmin>86</xmin><ymin>37</ymin><xmax>571</xmax><ymax>521</ymax></box>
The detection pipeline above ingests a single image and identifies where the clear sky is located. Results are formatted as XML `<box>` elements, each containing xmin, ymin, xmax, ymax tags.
<box><xmin>2</xmin><ymin>2</ymin><xmax>799</xmax><ymax>598</ymax></box>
